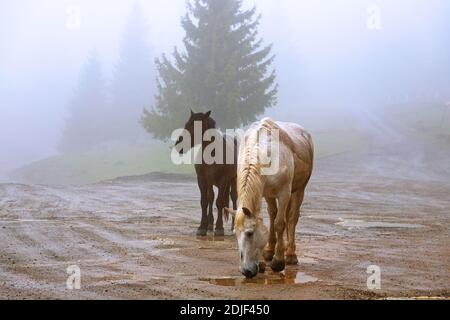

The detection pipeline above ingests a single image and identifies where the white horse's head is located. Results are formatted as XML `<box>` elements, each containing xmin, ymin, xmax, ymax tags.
<box><xmin>227</xmin><ymin>207</ymin><xmax>268</xmax><ymax>278</ymax></box>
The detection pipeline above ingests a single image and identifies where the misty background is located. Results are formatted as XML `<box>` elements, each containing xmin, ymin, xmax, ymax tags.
<box><xmin>1</xmin><ymin>0</ymin><xmax>449</xmax><ymax>183</ymax></box>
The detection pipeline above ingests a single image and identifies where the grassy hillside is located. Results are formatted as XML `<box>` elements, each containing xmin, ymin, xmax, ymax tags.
<box><xmin>13</xmin><ymin>130</ymin><xmax>369</xmax><ymax>185</ymax></box>
<box><xmin>11</xmin><ymin>102</ymin><xmax>450</xmax><ymax>185</ymax></box>
<box><xmin>13</xmin><ymin>142</ymin><xmax>195</xmax><ymax>185</ymax></box>
<box><xmin>382</xmin><ymin>103</ymin><xmax>450</xmax><ymax>135</ymax></box>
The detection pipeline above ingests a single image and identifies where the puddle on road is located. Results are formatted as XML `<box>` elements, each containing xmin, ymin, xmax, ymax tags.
<box><xmin>195</xmin><ymin>235</ymin><xmax>238</xmax><ymax>250</ymax></box>
<box><xmin>335</xmin><ymin>219</ymin><xmax>424</xmax><ymax>230</ymax></box>
<box><xmin>202</xmin><ymin>270</ymin><xmax>318</xmax><ymax>287</ymax></box>
<box><xmin>383</xmin><ymin>296</ymin><xmax>448</xmax><ymax>300</ymax></box>
<box><xmin>0</xmin><ymin>219</ymin><xmax>58</xmax><ymax>223</ymax></box>
<box><xmin>150</xmin><ymin>276</ymin><xmax>173</xmax><ymax>281</ymax></box>
<box><xmin>298</xmin><ymin>256</ymin><xmax>318</xmax><ymax>264</ymax></box>
<box><xmin>196</xmin><ymin>235</ymin><xmax>225</xmax><ymax>242</ymax></box>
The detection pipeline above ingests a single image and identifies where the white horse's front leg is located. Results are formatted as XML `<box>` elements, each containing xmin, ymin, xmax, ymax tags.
<box><xmin>263</xmin><ymin>197</ymin><xmax>277</xmax><ymax>262</ymax></box>
<box><xmin>270</xmin><ymin>190</ymin><xmax>291</xmax><ymax>272</ymax></box>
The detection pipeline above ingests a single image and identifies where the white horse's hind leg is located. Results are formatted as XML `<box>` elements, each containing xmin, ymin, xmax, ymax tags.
<box><xmin>270</xmin><ymin>189</ymin><xmax>291</xmax><ymax>272</ymax></box>
<box><xmin>285</xmin><ymin>190</ymin><xmax>304</xmax><ymax>265</ymax></box>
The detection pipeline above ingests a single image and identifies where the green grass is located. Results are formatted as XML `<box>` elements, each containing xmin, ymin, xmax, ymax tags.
<box><xmin>14</xmin><ymin>142</ymin><xmax>195</xmax><ymax>185</ymax></box>
<box><xmin>384</xmin><ymin>103</ymin><xmax>449</xmax><ymax>135</ymax></box>
<box><xmin>13</xmin><ymin>131</ymin><xmax>370</xmax><ymax>185</ymax></box>
<box><xmin>12</xmin><ymin>102</ymin><xmax>450</xmax><ymax>185</ymax></box>
<box><xmin>313</xmin><ymin>130</ymin><xmax>368</xmax><ymax>159</ymax></box>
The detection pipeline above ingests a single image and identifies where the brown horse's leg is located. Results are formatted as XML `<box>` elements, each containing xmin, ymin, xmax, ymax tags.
<box><xmin>207</xmin><ymin>188</ymin><xmax>214</xmax><ymax>231</ymax></box>
<box><xmin>214</xmin><ymin>183</ymin><xmax>227</xmax><ymax>236</ymax></box>
<box><xmin>285</xmin><ymin>190</ymin><xmax>304</xmax><ymax>265</ymax></box>
<box><xmin>223</xmin><ymin>182</ymin><xmax>231</xmax><ymax>215</ymax></box>
<box><xmin>271</xmin><ymin>190</ymin><xmax>291</xmax><ymax>272</ymax></box>
<box><xmin>263</xmin><ymin>197</ymin><xmax>277</xmax><ymax>262</ymax></box>
<box><xmin>197</xmin><ymin>177</ymin><xmax>209</xmax><ymax>236</ymax></box>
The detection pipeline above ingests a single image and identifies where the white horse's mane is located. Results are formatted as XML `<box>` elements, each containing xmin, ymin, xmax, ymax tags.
<box><xmin>237</xmin><ymin>119</ymin><xmax>279</xmax><ymax>216</ymax></box>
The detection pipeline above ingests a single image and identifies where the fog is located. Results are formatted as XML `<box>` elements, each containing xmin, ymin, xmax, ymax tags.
<box><xmin>1</xmin><ymin>0</ymin><xmax>449</xmax><ymax>181</ymax></box>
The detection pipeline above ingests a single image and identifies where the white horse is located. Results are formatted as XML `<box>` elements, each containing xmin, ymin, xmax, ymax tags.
<box><xmin>226</xmin><ymin>118</ymin><xmax>314</xmax><ymax>278</ymax></box>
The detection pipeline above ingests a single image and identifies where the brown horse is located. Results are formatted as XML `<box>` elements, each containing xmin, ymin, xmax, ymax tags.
<box><xmin>226</xmin><ymin>118</ymin><xmax>314</xmax><ymax>278</ymax></box>
<box><xmin>174</xmin><ymin>110</ymin><xmax>237</xmax><ymax>236</ymax></box>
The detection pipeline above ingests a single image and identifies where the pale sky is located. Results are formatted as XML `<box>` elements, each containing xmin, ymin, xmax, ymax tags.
<box><xmin>1</xmin><ymin>0</ymin><xmax>449</xmax><ymax>174</ymax></box>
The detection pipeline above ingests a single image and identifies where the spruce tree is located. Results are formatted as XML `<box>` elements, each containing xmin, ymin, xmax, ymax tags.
<box><xmin>142</xmin><ymin>0</ymin><xmax>277</xmax><ymax>139</ymax></box>
<box><xmin>59</xmin><ymin>53</ymin><xmax>108</xmax><ymax>153</ymax></box>
<box><xmin>110</xmin><ymin>2</ymin><xmax>156</xmax><ymax>142</ymax></box>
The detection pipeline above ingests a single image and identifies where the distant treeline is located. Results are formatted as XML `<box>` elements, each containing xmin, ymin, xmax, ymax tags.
<box><xmin>59</xmin><ymin>0</ymin><xmax>277</xmax><ymax>153</ymax></box>
<box><xmin>59</xmin><ymin>3</ymin><xmax>156</xmax><ymax>153</ymax></box>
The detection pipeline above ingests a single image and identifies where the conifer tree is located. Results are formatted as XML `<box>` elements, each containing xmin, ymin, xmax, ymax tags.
<box><xmin>110</xmin><ymin>2</ymin><xmax>156</xmax><ymax>142</ymax></box>
<box><xmin>142</xmin><ymin>0</ymin><xmax>277</xmax><ymax>139</ymax></box>
<box><xmin>59</xmin><ymin>53</ymin><xmax>108</xmax><ymax>153</ymax></box>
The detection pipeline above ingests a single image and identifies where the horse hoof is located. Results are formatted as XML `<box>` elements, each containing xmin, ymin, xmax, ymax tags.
<box><xmin>214</xmin><ymin>228</ymin><xmax>225</xmax><ymax>237</ymax></box>
<box><xmin>207</xmin><ymin>224</ymin><xmax>214</xmax><ymax>231</ymax></box>
<box><xmin>258</xmin><ymin>261</ymin><xmax>266</xmax><ymax>273</ymax></box>
<box><xmin>270</xmin><ymin>258</ymin><xmax>286</xmax><ymax>272</ymax></box>
<box><xmin>285</xmin><ymin>255</ymin><xmax>298</xmax><ymax>265</ymax></box>
<box><xmin>196</xmin><ymin>228</ymin><xmax>207</xmax><ymax>236</ymax></box>
<box><xmin>263</xmin><ymin>250</ymin><xmax>274</xmax><ymax>262</ymax></box>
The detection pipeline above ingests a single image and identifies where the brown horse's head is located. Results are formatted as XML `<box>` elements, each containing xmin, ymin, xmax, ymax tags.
<box><xmin>174</xmin><ymin>110</ymin><xmax>216</xmax><ymax>154</ymax></box>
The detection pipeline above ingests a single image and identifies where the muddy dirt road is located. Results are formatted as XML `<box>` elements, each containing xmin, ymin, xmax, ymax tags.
<box><xmin>0</xmin><ymin>151</ymin><xmax>449</xmax><ymax>299</ymax></box>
